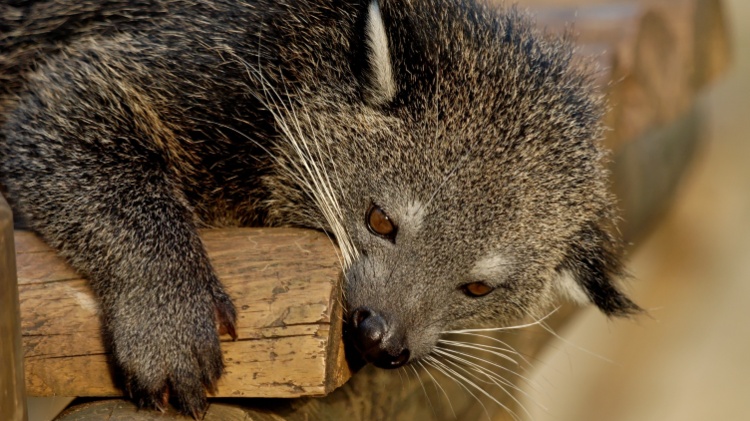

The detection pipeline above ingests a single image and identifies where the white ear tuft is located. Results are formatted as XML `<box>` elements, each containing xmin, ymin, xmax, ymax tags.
<box><xmin>554</xmin><ymin>270</ymin><xmax>591</xmax><ymax>305</ymax></box>
<box><xmin>364</xmin><ymin>1</ymin><xmax>397</xmax><ymax>105</ymax></box>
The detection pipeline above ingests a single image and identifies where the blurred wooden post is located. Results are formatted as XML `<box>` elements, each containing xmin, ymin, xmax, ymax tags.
<box><xmin>8</xmin><ymin>0</ymin><xmax>728</xmax><ymax>419</ymax></box>
<box><xmin>531</xmin><ymin>0</ymin><xmax>730</xmax><ymax>243</ymax></box>
<box><xmin>0</xmin><ymin>195</ymin><xmax>28</xmax><ymax>421</ymax></box>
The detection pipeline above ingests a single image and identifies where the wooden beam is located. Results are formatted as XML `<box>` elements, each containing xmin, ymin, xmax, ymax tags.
<box><xmin>17</xmin><ymin>228</ymin><xmax>351</xmax><ymax>398</ymax></box>
<box><xmin>0</xmin><ymin>195</ymin><xmax>26</xmax><ymax>421</ymax></box>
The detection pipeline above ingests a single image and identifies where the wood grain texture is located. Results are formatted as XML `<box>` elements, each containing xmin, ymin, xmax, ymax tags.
<box><xmin>17</xmin><ymin>228</ymin><xmax>351</xmax><ymax>398</ymax></box>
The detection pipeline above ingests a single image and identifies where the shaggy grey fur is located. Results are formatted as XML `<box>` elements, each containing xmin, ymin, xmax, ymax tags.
<box><xmin>0</xmin><ymin>0</ymin><xmax>639</xmax><ymax>416</ymax></box>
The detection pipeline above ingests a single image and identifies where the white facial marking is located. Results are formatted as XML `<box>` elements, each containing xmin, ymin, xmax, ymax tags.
<box><xmin>365</xmin><ymin>1</ymin><xmax>397</xmax><ymax>105</ymax></box>
<box><xmin>554</xmin><ymin>269</ymin><xmax>590</xmax><ymax>304</ymax></box>
<box><xmin>471</xmin><ymin>254</ymin><xmax>513</xmax><ymax>283</ymax></box>
<box><xmin>402</xmin><ymin>200</ymin><xmax>426</xmax><ymax>232</ymax></box>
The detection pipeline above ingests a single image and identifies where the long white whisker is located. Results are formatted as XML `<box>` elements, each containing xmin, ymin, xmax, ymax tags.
<box><xmin>231</xmin><ymin>47</ymin><xmax>359</xmax><ymax>272</ymax></box>
<box><xmin>435</xmin><ymin>349</ymin><xmax>516</xmax><ymax>388</ymax></box>
<box><xmin>425</xmin><ymin>357</ymin><xmax>492</xmax><ymax>421</ymax></box>
<box><xmin>438</xmin><ymin>339</ymin><xmax>519</xmax><ymax>365</ymax></box>
<box><xmin>426</xmin><ymin>356</ymin><xmax>498</xmax><ymax>421</ymax></box>
<box><xmin>436</xmin><ymin>354</ymin><xmax>523</xmax><ymax>421</ymax></box>
<box><xmin>445</xmin><ymin>306</ymin><xmax>561</xmax><ymax>334</ymax></box>
<box><xmin>538</xmin><ymin>320</ymin><xmax>615</xmax><ymax>364</ymax></box>
<box><xmin>434</xmin><ymin>347</ymin><xmax>541</xmax><ymax>393</ymax></box>
<box><xmin>442</xmin><ymin>332</ymin><xmax>536</xmax><ymax>367</ymax></box>
<box><xmin>192</xmin><ymin>49</ymin><xmax>356</xmax><ymax>275</ymax></box>
<box><xmin>402</xmin><ymin>365</ymin><xmax>414</xmax><ymax>389</ymax></box>
<box><xmin>410</xmin><ymin>364</ymin><xmax>437</xmax><ymax>418</ymax></box>
<box><xmin>435</xmin><ymin>352</ymin><xmax>528</xmax><ymax>421</ymax></box>
<box><xmin>418</xmin><ymin>360</ymin><xmax>457</xmax><ymax>419</ymax></box>
<box><xmin>292</xmin><ymin>121</ymin><xmax>356</xmax><ymax>267</ymax></box>
<box><xmin>293</xmin><ymin>99</ymin><xmax>358</xmax><ymax>266</ymax></box>
<box><xmin>435</xmin><ymin>348</ymin><xmax>521</xmax><ymax>389</ymax></box>
<box><xmin>435</xmin><ymin>349</ymin><xmax>548</xmax><ymax>415</ymax></box>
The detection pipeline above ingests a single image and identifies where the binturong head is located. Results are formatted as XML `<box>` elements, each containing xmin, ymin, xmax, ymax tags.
<box><xmin>265</xmin><ymin>0</ymin><xmax>642</xmax><ymax>370</ymax></box>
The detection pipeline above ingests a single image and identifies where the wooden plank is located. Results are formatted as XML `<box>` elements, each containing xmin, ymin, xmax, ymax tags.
<box><xmin>17</xmin><ymin>228</ymin><xmax>351</xmax><ymax>398</ymax></box>
<box><xmin>0</xmin><ymin>195</ymin><xmax>27</xmax><ymax>421</ymax></box>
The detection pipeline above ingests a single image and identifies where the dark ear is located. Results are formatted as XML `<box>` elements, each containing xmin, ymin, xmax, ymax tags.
<box><xmin>354</xmin><ymin>0</ymin><xmax>397</xmax><ymax>106</ymax></box>
<box><xmin>557</xmin><ymin>223</ymin><xmax>642</xmax><ymax>317</ymax></box>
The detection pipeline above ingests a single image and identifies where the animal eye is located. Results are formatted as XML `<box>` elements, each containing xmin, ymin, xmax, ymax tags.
<box><xmin>366</xmin><ymin>204</ymin><xmax>397</xmax><ymax>241</ymax></box>
<box><xmin>460</xmin><ymin>282</ymin><xmax>494</xmax><ymax>298</ymax></box>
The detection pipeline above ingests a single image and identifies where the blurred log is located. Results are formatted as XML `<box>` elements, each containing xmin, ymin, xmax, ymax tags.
<box><xmin>530</xmin><ymin>0</ymin><xmax>730</xmax><ymax>150</ymax></box>
<box><xmin>529</xmin><ymin>0</ymin><xmax>729</xmax><ymax>241</ymax></box>
<box><xmin>3</xmin><ymin>0</ymin><xmax>729</xmax><ymax>420</ymax></box>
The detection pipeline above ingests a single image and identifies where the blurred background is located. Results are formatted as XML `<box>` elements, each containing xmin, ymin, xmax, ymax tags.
<box><xmin>523</xmin><ymin>0</ymin><xmax>750</xmax><ymax>419</ymax></box>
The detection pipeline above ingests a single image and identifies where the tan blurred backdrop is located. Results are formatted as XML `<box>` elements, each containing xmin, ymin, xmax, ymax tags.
<box><xmin>522</xmin><ymin>0</ymin><xmax>750</xmax><ymax>420</ymax></box>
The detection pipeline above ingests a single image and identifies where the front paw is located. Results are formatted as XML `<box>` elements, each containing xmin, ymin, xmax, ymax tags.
<box><xmin>107</xmin><ymin>289</ymin><xmax>237</xmax><ymax>418</ymax></box>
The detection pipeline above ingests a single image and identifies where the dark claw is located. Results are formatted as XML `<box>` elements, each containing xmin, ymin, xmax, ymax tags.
<box><xmin>214</xmin><ymin>292</ymin><xmax>238</xmax><ymax>340</ymax></box>
<box><xmin>111</xmin><ymin>289</ymin><xmax>235</xmax><ymax>418</ymax></box>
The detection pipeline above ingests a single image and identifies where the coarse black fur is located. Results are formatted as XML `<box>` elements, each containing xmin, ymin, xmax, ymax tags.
<box><xmin>0</xmin><ymin>0</ymin><xmax>640</xmax><ymax>416</ymax></box>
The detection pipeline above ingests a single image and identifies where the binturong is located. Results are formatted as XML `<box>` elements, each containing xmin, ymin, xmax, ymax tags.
<box><xmin>0</xmin><ymin>0</ymin><xmax>641</xmax><ymax>417</ymax></box>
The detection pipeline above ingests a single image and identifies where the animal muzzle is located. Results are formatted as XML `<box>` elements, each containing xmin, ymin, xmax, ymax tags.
<box><xmin>349</xmin><ymin>307</ymin><xmax>410</xmax><ymax>369</ymax></box>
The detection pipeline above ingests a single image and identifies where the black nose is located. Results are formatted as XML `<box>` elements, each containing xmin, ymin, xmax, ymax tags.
<box><xmin>350</xmin><ymin>307</ymin><xmax>410</xmax><ymax>369</ymax></box>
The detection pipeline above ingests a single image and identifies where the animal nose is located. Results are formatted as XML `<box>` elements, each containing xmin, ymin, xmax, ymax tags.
<box><xmin>350</xmin><ymin>307</ymin><xmax>410</xmax><ymax>369</ymax></box>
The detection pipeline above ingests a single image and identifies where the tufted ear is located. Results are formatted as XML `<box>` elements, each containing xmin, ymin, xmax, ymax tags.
<box><xmin>555</xmin><ymin>224</ymin><xmax>642</xmax><ymax>317</ymax></box>
<box><xmin>360</xmin><ymin>1</ymin><xmax>397</xmax><ymax>106</ymax></box>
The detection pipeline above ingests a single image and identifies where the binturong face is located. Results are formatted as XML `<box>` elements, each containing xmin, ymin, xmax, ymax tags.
<box><xmin>265</xmin><ymin>0</ymin><xmax>641</xmax><ymax>370</ymax></box>
<box><xmin>335</xmin><ymin>107</ymin><xmax>638</xmax><ymax>369</ymax></box>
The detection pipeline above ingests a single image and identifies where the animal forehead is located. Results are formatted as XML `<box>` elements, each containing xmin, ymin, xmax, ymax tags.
<box><xmin>383</xmin><ymin>188</ymin><xmax>512</xmax><ymax>241</ymax></box>
<box><xmin>401</xmin><ymin>200</ymin><xmax>427</xmax><ymax>230</ymax></box>
<box><xmin>471</xmin><ymin>254</ymin><xmax>514</xmax><ymax>279</ymax></box>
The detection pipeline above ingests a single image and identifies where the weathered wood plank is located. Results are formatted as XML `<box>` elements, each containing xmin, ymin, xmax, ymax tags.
<box><xmin>18</xmin><ymin>228</ymin><xmax>351</xmax><ymax>398</ymax></box>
